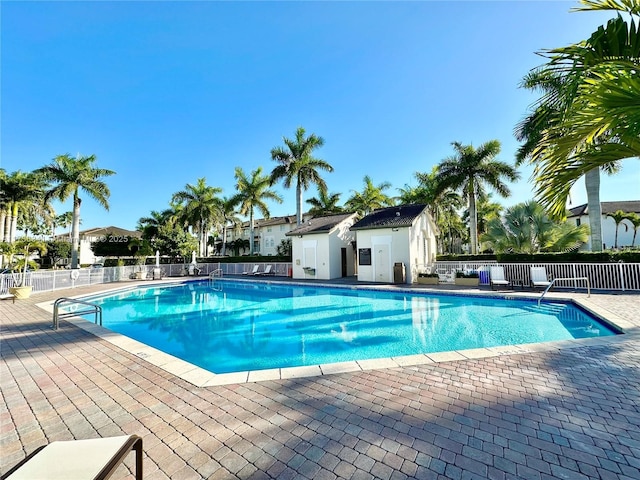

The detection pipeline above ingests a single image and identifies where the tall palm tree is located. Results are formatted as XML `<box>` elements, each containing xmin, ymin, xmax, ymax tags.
<box><xmin>217</xmin><ymin>196</ymin><xmax>241</xmax><ymax>256</ymax></box>
<box><xmin>344</xmin><ymin>175</ymin><xmax>394</xmax><ymax>217</ymax></box>
<box><xmin>515</xmin><ymin>0</ymin><xmax>639</xmax><ymax>250</ymax></box>
<box><xmin>270</xmin><ymin>127</ymin><xmax>333</xmax><ymax>226</ymax></box>
<box><xmin>36</xmin><ymin>154</ymin><xmax>115</xmax><ymax>268</ymax></box>
<box><xmin>172</xmin><ymin>178</ymin><xmax>222</xmax><ymax>257</ymax></box>
<box><xmin>306</xmin><ymin>188</ymin><xmax>343</xmax><ymax>217</ymax></box>
<box><xmin>232</xmin><ymin>167</ymin><xmax>282</xmax><ymax>255</ymax></box>
<box><xmin>436</xmin><ymin>141</ymin><xmax>519</xmax><ymax>254</ymax></box>
<box><xmin>1</xmin><ymin>170</ymin><xmax>46</xmax><ymax>243</ymax></box>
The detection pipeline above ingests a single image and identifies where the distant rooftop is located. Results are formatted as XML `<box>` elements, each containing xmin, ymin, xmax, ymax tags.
<box><xmin>567</xmin><ymin>201</ymin><xmax>640</xmax><ymax>217</ymax></box>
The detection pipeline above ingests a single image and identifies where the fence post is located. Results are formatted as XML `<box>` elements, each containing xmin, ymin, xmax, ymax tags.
<box><xmin>619</xmin><ymin>262</ymin><xmax>626</xmax><ymax>292</ymax></box>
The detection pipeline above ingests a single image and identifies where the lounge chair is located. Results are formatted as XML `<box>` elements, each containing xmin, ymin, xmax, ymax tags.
<box><xmin>530</xmin><ymin>266</ymin><xmax>552</xmax><ymax>289</ymax></box>
<box><xmin>0</xmin><ymin>293</ymin><xmax>16</xmax><ymax>304</ymax></box>
<box><xmin>0</xmin><ymin>434</ymin><xmax>143</xmax><ymax>480</ymax></box>
<box><xmin>257</xmin><ymin>265</ymin><xmax>273</xmax><ymax>276</ymax></box>
<box><xmin>243</xmin><ymin>265</ymin><xmax>260</xmax><ymax>275</ymax></box>
<box><xmin>188</xmin><ymin>264</ymin><xmax>201</xmax><ymax>276</ymax></box>
<box><xmin>489</xmin><ymin>266</ymin><xmax>510</xmax><ymax>290</ymax></box>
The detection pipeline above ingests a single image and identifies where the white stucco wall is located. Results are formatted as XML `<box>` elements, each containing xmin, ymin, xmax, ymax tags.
<box><xmin>355</xmin><ymin>211</ymin><xmax>438</xmax><ymax>284</ymax></box>
<box><xmin>289</xmin><ymin>217</ymin><xmax>356</xmax><ymax>280</ymax></box>
<box><xmin>572</xmin><ymin>214</ymin><xmax>638</xmax><ymax>250</ymax></box>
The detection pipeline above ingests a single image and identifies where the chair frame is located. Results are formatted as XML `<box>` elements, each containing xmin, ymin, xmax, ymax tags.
<box><xmin>530</xmin><ymin>266</ymin><xmax>552</xmax><ymax>289</ymax></box>
<box><xmin>1</xmin><ymin>435</ymin><xmax>143</xmax><ymax>480</ymax></box>
<box><xmin>489</xmin><ymin>266</ymin><xmax>511</xmax><ymax>290</ymax></box>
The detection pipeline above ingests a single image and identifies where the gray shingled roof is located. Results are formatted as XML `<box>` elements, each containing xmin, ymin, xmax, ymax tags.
<box><xmin>567</xmin><ymin>201</ymin><xmax>640</xmax><ymax>217</ymax></box>
<box><xmin>286</xmin><ymin>213</ymin><xmax>357</xmax><ymax>236</ymax></box>
<box><xmin>350</xmin><ymin>204</ymin><xmax>427</xmax><ymax>230</ymax></box>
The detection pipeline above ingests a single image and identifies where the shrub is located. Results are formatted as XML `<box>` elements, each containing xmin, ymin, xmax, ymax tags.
<box><xmin>456</xmin><ymin>271</ymin><xmax>479</xmax><ymax>278</ymax></box>
<box><xmin>418</xmin><ymin>272</ymin><xmax>439</xmax><ymax>278</ymax></box>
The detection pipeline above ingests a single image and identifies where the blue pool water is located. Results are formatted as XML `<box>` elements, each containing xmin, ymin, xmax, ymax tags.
<box><xmin>74</xmin><ymin>280</ymin><xmax>617</xmax><ymax>374</ymax></box>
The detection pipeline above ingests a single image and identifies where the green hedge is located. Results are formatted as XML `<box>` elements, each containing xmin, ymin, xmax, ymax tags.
<box><xmin>436</xmin><ymin>251</ymin><xmax>640</xmax><ymax>263</ymax></box>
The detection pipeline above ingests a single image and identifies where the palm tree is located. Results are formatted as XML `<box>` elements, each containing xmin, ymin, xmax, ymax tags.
<box><xmin>606</xmin><ymin>210</ymin><xmax>631</xmax><ymax>249</ymax></box>
<box><xmin>270</xmin><ymin>127</ymin><xmax>333</xmax><ymax>226</ymax></box>
<box><xmin>232</xmin><ymin>167</ymin><xmax>282</xmax><ymax>255</ymax></box>
<box><xmin>626</xmin><ymin>212</ymin><xmax>640</xmax><ymax>247</ymax></box>
<box><xmin>481</xmin><ymin>201</ymin><xmax>589</xmax><ymax>253</ymax></box>
<box><xmin>217</xmin><ymin>196</ymin><xmax>241</xmax><ymax>256</ymax></box>
<box><xmin>1</xmin><ymin>170</ymin><xmax>46</xmax><ymax>243</ymax></box>
<box><xmin>436</xmin><ymin>141</ymin><xmax>519</xmax><ymax>254</ymax></box>
<box><xmin>344</xmin><ymin>175</ymin><xmax>394</xmax><ymax>217</ymax></box>
<box><xmin>515</xmin><ymin>0</ymin><xmax>640</xmax><ymax>250</ymax></box>
<box><xmin>172</xmin><ymin>178</ymin><xmax>223</xmax><ymax>257</ymax></box>
<box><xmin>306</xmin><ymin>188</ymin><xmax>343</xmax><ymax>217</ymax></box>
<box><xmin>36</xmin><ymin>154</ymin><xmax>115</xmax><ymax>268</ymax></box>
<box><xmin>52</xmin><ymin>212</ymin><xmax>74</xmax><ymax>241</ymax></box>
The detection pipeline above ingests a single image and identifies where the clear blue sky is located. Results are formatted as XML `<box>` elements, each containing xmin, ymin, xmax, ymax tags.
<box><xmin>2</xmin><ymin>1</ymin><xmax>638</xmax><ymax>231</ymax></box>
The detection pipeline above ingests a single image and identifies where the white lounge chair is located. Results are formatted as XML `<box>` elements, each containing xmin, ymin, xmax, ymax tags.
<box><xmin>0</xmin><ymin>434</ymin><xmax>143</xmax><ymax>480</ymax></box>
<box><xmin>243</xmin><ymin>265</ymin><xmax>260</xmax><ymax>275</ymax></box>
<box><xmin>256</xmin><ymin>265</ymin><xmax>273</xmax><ymax>276</ymax></box>
<box><xmin>489</xmin><ymin>266</ymin><xmax>510</xmax><ymax>290</ymax></box>
<box><xmin>530</xmin><ymin>266</ymin><xmax>552</xmax><ymax>289</ymax></box>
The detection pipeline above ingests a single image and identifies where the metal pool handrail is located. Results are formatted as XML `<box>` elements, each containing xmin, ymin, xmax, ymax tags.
<box><xmin>53</xmin><ymin>297</ymin><xmax>103</xmax><ymax>330</ymax></box>
<box><xmin>538</xmin><ymin>277</ymin><xmax>590</xmax><ymax>306</ymax></box>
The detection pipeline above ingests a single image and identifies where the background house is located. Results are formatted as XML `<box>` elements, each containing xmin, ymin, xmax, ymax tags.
<box><xmin>350</xmin><ymin>204</ymin><xmax>438</xmax><ymax>284</ymax></box>
<box><xmin>225</xmin><ymin>214</ymin><xmax>311</xmax><ymax>255</ymax></box>
<box><xmin>54</xmin><ymin>226</ymin><xmax>141</xmax><ymax>265</ymax></box>
<box><xmin>286</xmin><ymin>213</ymin><xmax>358</xmax><ymax>280</ymax></box>
<box><xmin>567</xmin><ymin>201</ymin><xmax>640</xmax><ymax>250</ymax></box>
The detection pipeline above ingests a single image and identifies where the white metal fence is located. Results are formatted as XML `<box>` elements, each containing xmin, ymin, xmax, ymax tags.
<box><xmin>0</xmin><ymin>262</ymin><xmax>293</xmax><ymax>295</ymax></box>
<box><xmin>2</xmin><ymin>261</ymin><xmax>639</xmax><ymax>294</ymax></box>
<box><xmin>429</xmin><ymin>261</ymin><xmax>640</xmax><ymax>291</ymax></box>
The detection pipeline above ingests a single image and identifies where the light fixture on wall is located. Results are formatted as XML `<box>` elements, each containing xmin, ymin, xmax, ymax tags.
<box><xmin>392</xmin><ymin>228</ymin><xmax>399</xmax><ymax>232</ymax></box>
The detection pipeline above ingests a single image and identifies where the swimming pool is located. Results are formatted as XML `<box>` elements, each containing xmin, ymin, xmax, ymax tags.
<box><xmin>71</xmin><ymin>279</ymin><xmax>617</xmax><ymax>375</ymax></box>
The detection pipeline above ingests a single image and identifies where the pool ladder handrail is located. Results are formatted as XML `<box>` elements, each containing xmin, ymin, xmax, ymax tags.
<box><xmin>538</xmin><ymin>276</ymin><xmax>590</xmax><ymax>306</ymax></box>
<box><xmin>53</xmin><ymin>297</ymin><xmax>103</xmax><ymax>330</ymax></box>
<box><xmin>209</xmin><ymin>269</ymin><xmax>223</xmax><ymax>279</ymax></box>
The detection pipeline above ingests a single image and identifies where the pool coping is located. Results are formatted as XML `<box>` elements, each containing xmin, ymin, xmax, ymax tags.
<box><xmin>35</xmin><ymin>277</ymin><xmax>639</xmax><ymax>387</ymax></box>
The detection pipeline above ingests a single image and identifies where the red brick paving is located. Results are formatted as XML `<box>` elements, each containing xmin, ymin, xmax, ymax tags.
<box><xmin>1</xmin><ymin>284</ymin><xmax>639</xmax><ymax>479</ymax></box>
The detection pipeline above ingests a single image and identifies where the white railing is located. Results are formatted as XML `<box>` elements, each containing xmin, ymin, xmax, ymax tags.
<box><xmin>0</xmin><ymin>262</ymin><xmax>293</xmax><ymax>295</ymax></box>
<box><xmin>427</xmin><ymin>261</ymin><xmax>640</xmax><ymax>291</ymax></box>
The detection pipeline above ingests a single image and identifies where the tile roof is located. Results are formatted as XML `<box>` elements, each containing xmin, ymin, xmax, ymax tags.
<box><xmin>567</xmin><ymin>200</ymin><xmax>640</xmax><ymax>217</ymax></box>
<box><xmin>55</xmin><ymin>226</ymin><xmax>142</xmax><ymax>239</ymax></box>
<box><xmin>350</xmin><ymin>204</ymin><xmax>428</xmax><ymax>230</ymax></box>
<box><xmin>286</xmin><ymin>213</ymin><xmax>357</xmax><ymax>236</ymax></box>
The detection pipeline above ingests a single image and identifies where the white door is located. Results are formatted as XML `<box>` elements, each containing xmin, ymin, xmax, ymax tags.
<box><xmin>373</xmin><ymin>244</ymin><xmax>391</xmax><ymax>282</ymax></box>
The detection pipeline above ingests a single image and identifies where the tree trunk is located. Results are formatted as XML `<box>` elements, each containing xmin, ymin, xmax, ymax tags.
<box><xmin>249</xmin><ymin>210</ymin><xmax>255</xmax><ymax>255</ymax></box>
<box><xmin>585</xmin><ymin>168</ymin><xmax>603</xmax><ymax>252</ymax></box>
<box><xmin>468</xmin><ymin>184</ymin><xmax>478</xmax><ymax>254</ymax></box>
<box><xmin>296</xmin><ymin>182</ymin><xmax>303</xmax><ymax>226</ymax></box>
<box><xmin>2</xmin><ymin>211</ymin><xmax>9</xmax><ymax>242</ymax></box>
<box><xmin>221</xmin><ymin>224</ymin><xmax>227</xmax><ymax>256</ymax></box>
<box><xmin>0</xmin><ymin>210</ymin><xmax>5</xmax><ymax>243</ymax></box>
<box><xmin>71</xmin><ymin>193</ymin><xmax>81</xmax><ymax>268</ymax></box>
<box><xmin>9</xmin><ymin>203</ymin><xmax>18</xmax><ymax>243</ymax></box>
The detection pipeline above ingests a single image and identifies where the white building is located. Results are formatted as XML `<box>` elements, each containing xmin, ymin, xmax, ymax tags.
<box><xmin>567</xmin><ymin>201</ymin><xmax>640</xmax><ymax>250</ymax></box>
<box><xmin>225</xmin><ymin>214</ymin><xmax>311</xmax><ymax>255</ymax></box>
<box><xmin>53</xmin><ymin>226</ymin><xmax>142</xmax><ymax>265</ymax></box>
<box><xmin>350</xmin><ymin>204</ymin><xmax>438</xmax><ymax>284</ymax></box>
<box><xmin>286</xmin><ymin>213</ymin><xmax>358</xmax><ymax>280</ymax></box>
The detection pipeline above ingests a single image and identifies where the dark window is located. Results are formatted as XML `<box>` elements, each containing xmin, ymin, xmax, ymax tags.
<box><xmin>358</xmin><ymin>248</ymin><xmax>371</xmax><ymax>266</ymax></box>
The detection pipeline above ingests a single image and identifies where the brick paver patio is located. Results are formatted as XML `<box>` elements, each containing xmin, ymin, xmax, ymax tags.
<box><xmin>1</xmin><ymin>282</ymin><xmax>639</xmax><ymax>479</ymax></box>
